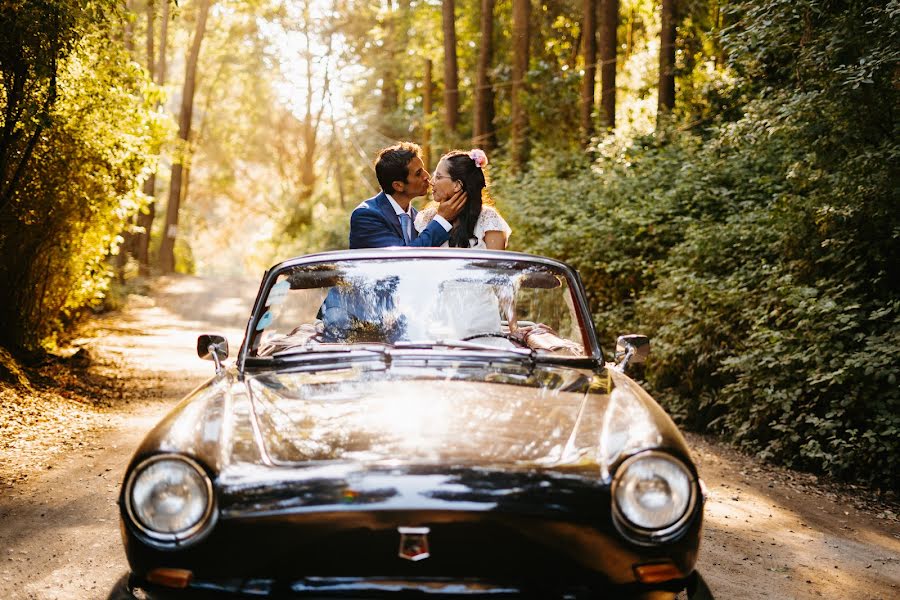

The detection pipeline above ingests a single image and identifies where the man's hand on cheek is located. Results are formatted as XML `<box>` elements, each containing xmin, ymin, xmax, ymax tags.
<box><xmin>437</xmin><ymin>190</ymin><xmax>466</xmax><ymax>221</ymax></box>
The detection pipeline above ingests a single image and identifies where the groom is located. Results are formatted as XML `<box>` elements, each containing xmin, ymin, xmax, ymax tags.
<box><xmin>349</xmin><ymin>142</ymin><xmax>464</xmax><ymax>249</ymax></box>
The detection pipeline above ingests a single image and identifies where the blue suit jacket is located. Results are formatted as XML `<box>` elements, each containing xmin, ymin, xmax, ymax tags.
<box><xmin>348</xmin><ymin>192</ymin><xmax>450</xmax><ymax>249</ymax></box>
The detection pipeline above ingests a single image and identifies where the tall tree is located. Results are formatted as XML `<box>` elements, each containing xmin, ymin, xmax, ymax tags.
<box><xmin>441</xmin><ymin>0</ymin><xmax>459</xmax><ymax>135</ymax></box>
<box><xmin>510</xmin><ymin>0</ymin><xmax>530</xmax><ymax>170</ymax></box>
<box><xmin>657</xmin><ymin>0</ymin><xmax>676</xmax><ymax>119</ymax></box>
<box><xmin>158</xmin><ymin>0</ymin><xmax>211</xmax><ymax>273</ymax></box>
<box><xmin>0</xmin><ymin>10</ymin><xmax>64</xmax><ymax>213</ymax></box>
<box><xmin>580</xmin><ymin>0</ymin><xmax>596</xmax><ymax>142</ymax></box>
<box><xmin>625</xmin><ymin>3</ymin><xmax>635</xmax><ymax>57</ymax></box>
<box><xmin>123</xmin><ymin>0</ymin><xmax>135</xmax><ymax>52</ymax></box>
<box><xmin>115</xmin><ymin>0</ymin><xmax>140</xmax><ymax>280</ymax></box>
<box><xmin>473</xmin><ymin>0</ymin><xmax>496</xmax><ymax>150</ymax></box>
<box><xmin>134</xmin><ymin>0</ymin><xmax>163</xmax><ymax>273</ymax></box>
<box><xmin>423</xmin><ymin>57</ymin><xmax>433</xmax><ymax>168</ymax></box>
<box><xmin>298</xmin><ymin>0</ymin><xmax>333</xmax><ymax>203</ymax></box>
<box><xmin>328</xmin><ymin>103</ymin><xmax>346</xmax><ymax>208</ymax></box>
<box><xmin>598</xmin><ymin>0</ymin><xmax>617</xmax><ymax>129</ymax></box>
<box><xmin>157</xmin><ymin>0</ymin><xmax>168</xmax><ymax>86</ymax></box>
<box><xmin>380</xmin><ymin>0</ymin><xmax>399</xmax><ymax>114</ymax></box>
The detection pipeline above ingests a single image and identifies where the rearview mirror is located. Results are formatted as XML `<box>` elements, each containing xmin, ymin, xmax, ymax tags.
<box><xmin>518</xmin><ymin>271</ymin><xmax>561</xmax><ymax>289</ymax></box>
<box><xmin>197</xmin><ymin>334</ymin><xmax>228</xmax><ymax>373</ymax></box>
<box><xmin>615</xmin><ymin>334</ymin><xmax>650</xmax><ymax>371</ymax></box>
<box><xmin>287</xmin><ymin>266</ymin><xmax>344</xmax><ymax>289</ymax></box>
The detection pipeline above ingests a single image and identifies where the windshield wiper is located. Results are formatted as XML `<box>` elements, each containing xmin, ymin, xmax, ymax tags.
<box><xmin>271</xmin><ymin>343</ymin><xmax>390</xmax><ymax>357</ymax></box>
<box><xmin>392</xmin><ymin>340</ymin><xmax>533</xmax><ymax>357</ymax></box>
<box><xmin>252</xmin><ymin>340</ymin><xmax>538</xmax><ymax>366</ymax></box>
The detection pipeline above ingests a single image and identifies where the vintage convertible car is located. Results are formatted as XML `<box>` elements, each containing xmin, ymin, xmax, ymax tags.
<box><xmin>117</xmin><ymin>249</ymin><xmax>712</xmax><ymax>599</ymax></box>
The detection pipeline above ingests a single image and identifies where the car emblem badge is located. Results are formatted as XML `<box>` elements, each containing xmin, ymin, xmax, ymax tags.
<box><xmin>397</xmin><ymin>526</ymin><xmax>430</xmax><ymax>561</ymax></box>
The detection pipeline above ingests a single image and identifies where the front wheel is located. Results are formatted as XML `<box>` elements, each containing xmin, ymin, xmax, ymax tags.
<box><xmin>684</xmin><ymin>572</ymin><xmax>714</xmax><ymax>600</ymax></box>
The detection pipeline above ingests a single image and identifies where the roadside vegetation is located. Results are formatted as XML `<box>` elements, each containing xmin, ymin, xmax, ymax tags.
<box><xmin>495</xmin><ymin>1</ymin><xmax>898</xmax><ymax>486</ymax></box>
<box><xmin>0</xmin><ymin>0</ymin><xmax>897</xmax><ymax>488</ymax></box>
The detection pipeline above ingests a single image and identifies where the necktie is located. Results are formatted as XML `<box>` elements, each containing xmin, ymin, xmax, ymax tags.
<box><xmin>398</xmin><ymin>212</ymin><xmax>412</xmax><ymax>245</ymax></box>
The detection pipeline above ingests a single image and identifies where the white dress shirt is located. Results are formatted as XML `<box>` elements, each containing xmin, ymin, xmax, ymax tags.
<box><xmin>386</xmin><ymin>194</ymin><xmax>451</xmax><ymax>233</ymax></box>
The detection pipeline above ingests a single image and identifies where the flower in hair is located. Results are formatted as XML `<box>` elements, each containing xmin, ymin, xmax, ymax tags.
<box><xmin>469</xmin><ymin>148</ymin><xmax>488</xmax><ymax>168</ymax></box>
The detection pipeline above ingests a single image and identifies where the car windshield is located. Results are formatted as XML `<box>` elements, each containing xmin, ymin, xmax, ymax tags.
<box><xmin>247</xmin><ymin>257</ymin><xmax>590</xmax><ymax>358</ymax></box>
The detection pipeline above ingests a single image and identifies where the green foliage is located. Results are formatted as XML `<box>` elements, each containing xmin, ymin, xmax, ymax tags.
<box><xmin>498</xmin><ymin>1</ymin><xmax>899</xmax><ymax>487</ymax></box>
<box><xmin>0</xmin><ymin>6</ymin><xmax>164</xmax><ymax>350</ymax></box>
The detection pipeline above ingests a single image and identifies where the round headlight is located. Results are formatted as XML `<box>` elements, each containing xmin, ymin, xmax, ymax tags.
<box><xmin>126</xmin><ymin>455</ymin><xmax>214</xmax><ymax>545</ymax></box>
<box><xmin>612</xmin><ymin>451</ymin><xmax>696</xmax><ymax>539</ymax></box>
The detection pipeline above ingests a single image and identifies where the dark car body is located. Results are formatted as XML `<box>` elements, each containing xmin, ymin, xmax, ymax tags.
<box><xmin>118</xmin><ymin>249</ymin><xmax>711</xmax><ymax>599</ymax></box>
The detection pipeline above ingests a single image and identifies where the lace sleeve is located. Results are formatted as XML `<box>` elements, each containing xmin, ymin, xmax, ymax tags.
<box><xmin>475</xmin><ymin>206</ymin><xmax>512</xmax><ymax>243</ymax></box>
<box><xmin>414</xmin><ymin>206</ymin><xmax>439</xmax><ymax>233</ymax></box>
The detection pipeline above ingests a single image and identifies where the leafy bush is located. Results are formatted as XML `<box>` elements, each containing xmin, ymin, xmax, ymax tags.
<box><xmin>497</xmin><ymin>1</ymin><xmax>899</xmax><ymax>487</ymax></box>
<box><xmin>0</xmin><ymin>4</ymin><xmax>165</xmax><ymax>350</ymax></box>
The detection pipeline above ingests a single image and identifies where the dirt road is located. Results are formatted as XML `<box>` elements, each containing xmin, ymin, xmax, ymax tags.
<box><xmin>0</xmin><ymin>276</ymin><xmax>897</xmax><ymax>599</ymax></box>
<box><xmin>0</xmin><ymin>276</ymin><xmax>255</xmax><ymax>600</ymax></box>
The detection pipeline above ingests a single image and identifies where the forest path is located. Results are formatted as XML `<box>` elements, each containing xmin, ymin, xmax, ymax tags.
<box><xmin>0</xmin><ymin>275</ymin><xmax>897</xmax><ymax>599</ymax></box>
<box><xmin>0</xmin><ymin>275</ymin><xmax>255</xmax><ymax>600</ymax></box>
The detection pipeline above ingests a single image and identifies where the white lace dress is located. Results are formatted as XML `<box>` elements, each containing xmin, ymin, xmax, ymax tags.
<box><xmin>414</xmin><ymin>205</ymin><xmax>511</xmax><ymax>249</ymax></box>
<box><xmin>413</xmin><ymin>206</ymin><xmax>513</xmax><ymax>344</ymax></box>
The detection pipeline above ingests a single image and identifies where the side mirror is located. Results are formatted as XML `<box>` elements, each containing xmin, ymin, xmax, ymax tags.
<box><xmin>197</xmin><ymin>334</ymin><xmax>228</xmax><ymax>373</ymax></box>
<box><xmin>615</xmin><ymin>334</ymin><xmax>650</xmax><ymax>371</ymax></box>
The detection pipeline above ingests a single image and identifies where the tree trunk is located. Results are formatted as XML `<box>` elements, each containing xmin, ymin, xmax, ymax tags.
<box><xmin>0</xmin><ymin>56</ymin><xmax>57</xmax><ymax>214</ymax></box>
<box><xmin>713</xmin><ymin>1</ymin><xmax>724</xmax><ymax>69</ymax></box>
<box><xmin>510</xmin><ymin>0</ymin><xmax>530</xmax><ymax>171</ymax></box>
<box><xmin>116</xmin><ymin>0</ymin><xmax>139</xmax><ymax>281</ymax></box>
<box><xmin>599</xmin><ymin>0</ymin><xmax>617</xmax><ymax>130</ymax></box>
<box><xmin>580</xmin><ymin>0</ymin><xmax>596</xmax><ymax>142</ymax></box>
<box><xmin>626</xmin><ymin>5</ymin><xmax>634</xmax><ymax>57</ymax></box>
<box><xmin>381</xmin><ymin>1</ymin><xmax>399</xmax><ymax>114</ymax></box>
<box><xmin>158</xmin><ymin>0</ymin><xmax>211</xmax><ymax>273</ymax></box>
<box><xmin>157</xmin><ymin>0</ymin><xmax>169</xmax><ymax>84</ymax></box>
<box><xmin>329</xmin><ymin>107</ymin><xmax>346</xmax><ymax>208</ymax></box>
<box><xmin>124</xmin><ymin>0</ymin><xmax>135</xmax><ymax>53</ymax></box>
<box><xmin>134</xmin><ymin>0</ymin><xmax>158</xmax><ymax>273</ymax></box>
<box><xmin>657</xmin><ymin>0</ymin><xmax>676</xmax><ymax>121</ymax></box>
<box><xmin>473</xmin><ymin>0</ymin><xmax>495</xmax><ymax>150</ymax></box>
<box><xmin>136</xmin><ymin>0</ymin><xmax>168</xmax><ymax>273</ymax></box>
<box><xmin>423</xmin><ymin>58</ymin><xmax>433</xmax><ymax>169</ymax></box>
<box><xmin>297</xmin><ymin>0</ymin><xmax>331</xmax><ymax>204</ymax></box>
<box><xmin>442</xmin><ymin>0</ymin><xmax>459</xmax><ymax>134</ymax></box>
<box><xmin>300</xmin><ymin>120</ymin><xmax>317</xmax><ymax>201</ymax></box>
<box><xmin>301</xmin><ymin>12</ymin><xmax>316</xmax><ymax>202</ymax></box>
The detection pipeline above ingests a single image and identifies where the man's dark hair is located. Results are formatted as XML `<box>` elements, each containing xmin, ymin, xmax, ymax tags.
<box><xmin>375</xmin><ymin>142</ymin><xmax>422</xmax><ymax>194</ymax></box>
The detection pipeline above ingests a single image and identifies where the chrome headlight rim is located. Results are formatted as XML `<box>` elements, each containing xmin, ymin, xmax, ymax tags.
<box><xmin>124</xmin><ymin>453</ymin><xmax>217</xmax><ymax>548</ymax></box>
<box><xmin>611</xmin><ymin>450</ymin><xmax>698</xmax><ymax>544</ymax></box>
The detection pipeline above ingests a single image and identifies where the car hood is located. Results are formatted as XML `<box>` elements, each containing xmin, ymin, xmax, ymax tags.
<box><xmin>133</xmin><ymin>359</ymin><xmax>688</xmax><ymax>483</ymax></box>
<box><xmin>244</xmin><ymin>364</ymin><xmax>602</xmax><ymax>469</ymax></box>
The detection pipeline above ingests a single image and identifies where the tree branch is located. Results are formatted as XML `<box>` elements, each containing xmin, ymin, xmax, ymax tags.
<box><xmin>0</xmin><ymin>41</ymin><xmax>58</xmax><ymax>214</ymax></box>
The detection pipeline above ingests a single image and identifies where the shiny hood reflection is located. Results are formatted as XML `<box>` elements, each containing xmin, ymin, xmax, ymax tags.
<box><xmin>245</xmin><ymin>365</ymin><xmax>607</xmax><ymax>469</ymax></box>
<box><xmin>135</xmin><ymin>361</ymin><xmax>688</xmax><ymax>483</ymax></box>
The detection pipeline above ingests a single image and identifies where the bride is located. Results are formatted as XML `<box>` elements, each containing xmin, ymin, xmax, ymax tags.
<box><xmin>413</xmin><ymin>149</ymin><xmax>514</xmax><ymax>343</ymax></box>
<box><xmin>414</xmin><ymin>149</ymin><xmax>510</xmax><ymax>249</ymax></box>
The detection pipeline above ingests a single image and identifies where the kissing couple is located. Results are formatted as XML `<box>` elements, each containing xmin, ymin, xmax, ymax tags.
<box><xmin>348</xmin><ymin>142</ymin><xmax>511</xmax><ymax>251</ymax></box>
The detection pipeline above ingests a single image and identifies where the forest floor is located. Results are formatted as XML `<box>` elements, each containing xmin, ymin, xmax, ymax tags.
<box><xmin>0</xmin><ymin>275</ymin><xmax>898</xmax><ymax>599</ymax></box>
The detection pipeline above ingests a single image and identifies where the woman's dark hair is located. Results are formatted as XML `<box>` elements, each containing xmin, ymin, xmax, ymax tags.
<box><xmin>442</xmin><ymin>150</ymin><xmax>490</xmax><ymax>248</ymax></box>
<box><xmin>375</xmin><ymin>142</ymin><xmax>421</xmax><ymax>194</ymax></box>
